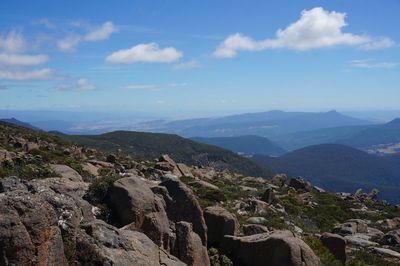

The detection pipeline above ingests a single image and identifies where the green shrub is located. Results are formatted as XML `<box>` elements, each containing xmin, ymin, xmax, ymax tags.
<box><xmin>303</xmin><ymin>236</ymin><xmax>342</xmax><ymax>266</ymax></box>
<box><xmin>208</xmin><ymin>248</ymin><xmax>233</xmax><ymax>266</ymax></box>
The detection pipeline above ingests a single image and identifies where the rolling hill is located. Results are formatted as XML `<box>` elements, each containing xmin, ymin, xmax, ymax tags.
<box><xmin>270</xmin><ymin>124</ymin><xmax>373</xmax><ymax>151</ymax></box>
<box><xmin>192</xmin><ymin>135</ymin><xmax>286</xmax><ymax>156</ymax></box>
<box><xmin>339</xmin><ymin>118</ymin><xmax>400</xmax><ymax>149</ymax></box>
<box><xmin>63</xmin><ymin>131</ymin><xmax>272</xmax><ymax>178</ymax></box>
<box><xmin>252</xmin><ymin>144</ymin><xmax>400</xmax><ymax>203</ymax></box>
<box><xmin>0</xmin><ymin>118</ymin><xmax>40</xmax><ymax>131</ymax></box>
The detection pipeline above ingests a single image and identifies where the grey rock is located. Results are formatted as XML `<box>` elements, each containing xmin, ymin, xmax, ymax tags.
<box><xmin>221</xmin><ymin>231</ymin><xmax>321</xmax><ymax>266</ymax></box>
<box><xmin>320</xmin><ymin>232</ymin><xmax>346</xmax><ymax>264</ymax></box>
<box><xmin>204</xmin><ymin>206</ymin><xmax>239</xmax><ymax>247</ymax></box>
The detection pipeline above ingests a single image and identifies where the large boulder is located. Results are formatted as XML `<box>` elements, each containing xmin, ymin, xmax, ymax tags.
<box><xmin>156</xmin><ymin>154</ymin><xmax>182</xmax><ymax>177</ymax></box>
<box><xmin>221</xmin><ymin>231</ymin><xmax>321</xmax><ymax>266</ymax></box>
<box><xmin>320</xmin><ymin>232</ymin><xmax>346</xmax><ymax>264</ymax></box>
<box><xmin>76</xmin><ymin>220</ymin><xmax>186</xmax><ymax>266</ymax></box>
<box><xmin>260</xmin><ymin>188</ymin><xmax>277</xmax><ymax>204</ymax></box>
<box><xmin>289</xmin><ymin>177</ymin><xmax>312</xmax><ymax>192</ymax></box>
<box><xmin>160</xmin><ymin>177</ymin><xmax>208</xmax><ymax>245</ymax></box>
<box><xmin>271</xmin><ymin>174</ymin><xmax>287</xmax><ymax>187</ymax></box>
<box><xmin>382</xmin><ymin>229</ymin><xmax>400</xmax><ymax>246</ymax></box>
<box><xmin>332</xmin><ymin>219</ymin><xmax>368</xmax><ymax>235</ymax></box>
<box><xmin>0</xmin><ymin>190</ymin><xmax>68</xmax><ymax>265</ymax></box>
<box><xmin>49</xmin><ymin>164</ymin><xmax>84</xmax><ymax>183</ymax></box>
<box><xmin>204</xmin><ymin>206</ymin><xmax>239</xmax><ymax>247</ymax></box>
<box><xmin>107</xmin><ymin>176</ymin><xmax>172</xmax><ymax>250</ymax></box>
<box><xmin>175</xmin><ymin>221</ymin><xmax>210</xmax><ymax>266</ymax></box>
<box><xmin>242</xmin><ymin>224</ymin><xmax>270</xmax><ymax>236</ymax></box>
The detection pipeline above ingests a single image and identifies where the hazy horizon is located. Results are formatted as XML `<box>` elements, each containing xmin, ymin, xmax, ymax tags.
<box><xmin>1</xmin><ymin>0</ymin><xmax>399</xmax><ymax>115</ymax></box>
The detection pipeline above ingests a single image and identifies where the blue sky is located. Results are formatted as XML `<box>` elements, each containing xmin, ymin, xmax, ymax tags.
<box><xmin>0</xmin><ymin>0</ymin><xmax>399</xmax><ymax>118</ymax></box>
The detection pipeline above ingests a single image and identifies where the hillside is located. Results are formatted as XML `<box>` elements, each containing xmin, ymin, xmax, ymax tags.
<box><xmin>271</xmin><ymin>125</ymin><xmax>372</xmax><ymax>151</ymax></box>
<box><xmin>0</xmin><ymin>118</ymin><xmax>40</xmax><ymax>131</ymax></box>
<box><xmin>192</xmin><ymin>135</ymin><xmax>286</xmax><ymax>156</ymax></box>
<box><xmin>136</xmin><ymin>110</ymin><xmax>372</xmax><ymax>138</ymax></box>
<box><xmin>252</xmin><ymin>144</ymin><xmax>400</xmax><ymax>203</ymax></box>
<box><xmin>339</xmin><ymin>118</ymin><xmax>400</xmax><ymax>149</ymax></box>
<box><xmin>64</xmin><ymin>131</ymin><xmax>272</xmax><ymax>178</ymax></box>
<box><xmin>2</xmin><ymin>121</ymin><xmax>400</xmax><ymax>265</ymax></box>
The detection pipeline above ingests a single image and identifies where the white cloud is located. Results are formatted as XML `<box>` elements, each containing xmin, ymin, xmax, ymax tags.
<box><xmin>56</xmin><ymin>78</ymin><xmax>96</xmax><ymax>91</ymax></box>
<box><xmin>106</xmin><ymin>43</ymin><xmax>182</xmax><ymax>64</ymax></box>
<box><xmin>359</xmin><ymin>37</ymin><xmax>395</xmax><ymax>50</ymax></box>
<box><xmin>76</xmin><ymin>78</ymin><xmax>96</xmax><ymax>90</ymax></box>
<box><xmin>84</xmin><ymin>21</ymin><xmax>117</xmax><ymax>41</ymax></box>
<box><xmin>174</xmin><ymin>59</ymin><xmax>201</xmax><ymax>70</ymax></box>
<box><xmin>0</xmin><ymin>31</ymin><xmax>26</xmax><ymax>53</ymax></box>
<box><xmin>57</xmin><ymin>35</ymin><xmax>81</xmax><ymax>52</ymax></box>
<box><xmin>0</xmin><ymin>68</ymin><xmax>54</xmax><ymax>80</ymax></box>
<box><xmin>214</xmin><ymin>7</ymin><xmax>394</xmax><ymax>58</ymax></box>
<box><xmin>0</xmin><ymin>53</ymin><xmax>49</xmax><ymax>66</ymax></box>
<box><xmin>350</xmin><ymin>59</ymin><xmax>397</xmax><ymax>69</ymax></box>
<box><xmin>58</xmin><ymin>21</ymin><xmax>117</xmax><ymax>52</ymax></box>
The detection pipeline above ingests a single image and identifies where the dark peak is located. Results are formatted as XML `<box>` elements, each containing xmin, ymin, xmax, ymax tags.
<box><xmin>387</xmin><ymin>117</ymin><xmax>400</xmax><ymax>125</ymax></box>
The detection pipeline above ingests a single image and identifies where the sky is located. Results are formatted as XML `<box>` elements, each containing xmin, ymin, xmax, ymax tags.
<box><xmin>0</xmin><ymin>0</ymin><xmax>399</xmax><ymax>118</ymax></box>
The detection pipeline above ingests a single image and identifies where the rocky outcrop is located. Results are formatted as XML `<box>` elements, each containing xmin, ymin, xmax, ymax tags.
<box><xmin>320</xmin><ymin>233</ymin><xmax>346</xmax><ymax>264</ymax></box>
<box><xmin>204</xmin><ymin>206</ymin><xmax>239</xmax><ymax>247</ymax></box>
<box><xmin>156</xmin><ymin>154</ymin><xmax>183</xmax><ymax>177</ymax></box>
<box><xmin>289</xmin><ymin>177</ymin><xmax>312</xmax><ymax>192</ymax></box>
<box><xmin>242</xmin><ymin>224</ymin><xmax>269</xmax><ymax>236</ymax></box>
<box><xmin>271</xmin><ymin>173</ymin><xmax>287</xmax><ymax>187</ymax></box>
<box><xmin>221</xmin><ymin>231</ymin><xmax>321</xmax><ymax>266</ymax></box>
<box><xmin>160</xmin><ymin>177</ymin><xmax>208</xmax><ymax>245</ymax></box>
<box><xmin>76</xmin><ymin>220</ymin><xmax>185</xmax><ymax>266</ymax></box>
<box><xmin>107</xmin><ymin>176</ymin><xmax>172</xmax><ymax>250</ymax></box>
<box><xmin>175</xmin><ymin>221</ymin><xmax>210</xmax><ymax>266</ymax></box>
<box><xmin>382</xmin><ymin>229</ymin><xmax>400</xmax><ymax>246</ymax></box>
<box><xmin>0</xmin><ymin>190</ymin><xmax>68</xmax><ymax>266</ymax></box>
<box><xmin>333</xmin><ymin>219</ymin><xmax>368</xmax><ymax>235</ymax></box>
<box><xmin>260</xmin><ymin>188</ymin><xmax>277</xmax><ymax>204</ymax></box>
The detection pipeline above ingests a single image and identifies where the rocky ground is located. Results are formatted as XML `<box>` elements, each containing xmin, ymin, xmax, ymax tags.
<box><xmin>1</xmin><ymin>121</ymin><xmax>400</xmax><ymax>265</ymax></box>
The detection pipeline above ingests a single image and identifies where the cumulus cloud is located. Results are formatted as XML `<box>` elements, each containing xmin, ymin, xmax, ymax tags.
<box><xmin>350</xmin><ymin>59</ymin><xmax>397</xmax><ymax>69</ymax></box>
<box><xmin>214</xmin><ymin>7</ymin><xmax>394</xmax><ymax>58</ymax></box>
<box><xmin>57</xmin><ymin>35</ymin><xmax>81</xmax><ymax>52</ymax></box>
<box><xmin>84</xmin><ymin>21</ymin><xmax>117</xmax><ymax>41</ymax></box>
<box><xmin>0</xmin><ymin>31</ymin><xmax>26</xmax><ymax>53</ymax></box>
<box><xmin>56</xmin><ymin>78</ymin><xmax>96</xmax><ymax>91</ymax></box>
<box><xmin>58</xmin><ymin>21</ymin><xmax>117</xmax><ymax>52</ymax></box>
<box><xmin>0</xmin><ymin>68</ymin><xmax>54</xmax><ymax>80</ymax></box>
<box><xmin>0</xmin><ymin>53</ymin><xmax>49</xmax><ymax>66</ymax></box>
<box><xmin>174</xmin><ymin>59</ymin><xmax>201</xmax><ymax>70</ymax></box>
<box><xmin>106</xmin><ymin>43</ymin><xmax>182</xmax><ymax>64</ymax></box>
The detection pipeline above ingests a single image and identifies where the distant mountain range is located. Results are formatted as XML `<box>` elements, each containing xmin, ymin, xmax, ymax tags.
<box><xmin>63</xmin><ymin>131</ymin><xmax>272</xmax><ymax>178</ymax></box>
<box><xmin>253</xmin><ymin>144</ymin><xmax>400</xmax><ymax>203</ymax></box>
<box><xmin>339</xmin><ymin>118</ymin><xmax>400</xmax><ymax>149</ymax></box>
<box><xmin>192</xmin><ymin>135</ymin><xmax>286</xmax><ymax>156</ymax></box>
<box><xmin>142</xmin><ymin>110</ymin><xmax>372</xmax><ymax>138</ymax></box>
